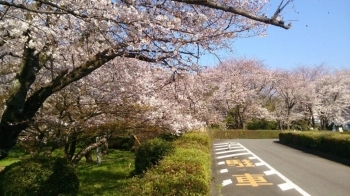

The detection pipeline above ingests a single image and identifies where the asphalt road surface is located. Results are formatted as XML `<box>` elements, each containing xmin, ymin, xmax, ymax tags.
<box><xmin>211</xmin><ymin>139</ymin><xmax>350</xmax><ymax>196</ymax></box>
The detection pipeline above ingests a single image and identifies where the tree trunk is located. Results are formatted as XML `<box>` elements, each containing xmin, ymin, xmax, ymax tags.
<box><xmin>286</xmin><ymin>104</ymin><xmax>294</xmax><ymax>131</ymax></box>
<box><xmin>0</xmin><ymin>49</ymin><xmax>120</xmax><ymax>160</ymax></box>
<box><xmin>71</xmin><ymin>137</ymin><xmax>107</xmax><ymax>165</ymax></box>
<box><xmin>64</xmin><ymin>133</ymin><xmax>77</xmax><ymax>161</ymax></box>
<box><xmin>84</xmin><ymin>151</ymin><xmax>93</xmax><ymax>163</ymax></box>
<box><xmin>102</xmin><ymin>141</ymin><xmax>109</xmax><ymax>155</ymax></box>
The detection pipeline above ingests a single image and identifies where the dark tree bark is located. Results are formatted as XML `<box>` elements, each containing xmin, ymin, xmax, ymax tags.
<box><xmin>84</xmin><ymin>151</ymin><xmax>93</xmax><ymax>163</ymax></box>
<box><xmin>71</xmin><ymin>137</ymin><xmax>107</xmax><ymax>165</ymax></box>
<box><xmin>172</xmin><ymin>0</ymin><xmax>293</xmax><ymax>29</ymax></box>
<box><xmin>64</xmin><ymin>133</ymin><xmax>77</xmax><ymax>161</ymax></box>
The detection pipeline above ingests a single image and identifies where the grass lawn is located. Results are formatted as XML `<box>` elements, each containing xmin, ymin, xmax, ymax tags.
<box><xmin>77</xmin><ymin>149</ymin><xmax>136</xmax><ymax>196</ymax></box>
<box><xmin>0</xmin><ymin>148</ymin><xmax>28</xmax><ymax>171</ymax></box>
<box><xmin>0</xmin><ymin>159</ymin><xmax>20</xmax><ymax>171</ymax></box>
<box><xmin>0</xmin><ymin>148</ymin><xmax>136</xmax><ymax>195</ymax></box>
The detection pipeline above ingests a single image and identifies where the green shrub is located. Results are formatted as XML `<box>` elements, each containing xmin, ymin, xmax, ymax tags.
<box><xmin>0</xmin><ymin>157</ymin><xmax>79</xmax><ymax>196</ymax></box>
<box><xmin>127</xmin><ymin>132</ymin><xmax>211</xmax><ymax>196</ymax></box>
<box><xmin>247</xmin><ymin>119</ymin><xmax>277</xmax><ymax>130</ymax></box>
<box><xmin>134</xmin><ymin>138</ymin><xmax>174</xmax><ymax>175</ymax></box>
<box><xmin>290</xmin><ymin>119</ymin><xmax>310</xmax><ymax>131</ymax></box>
<box><xmin>279</xmin><ymin>132</ymin><xmax>350</xmax><ymax>160</ymax></box>
<box><xmin>157</xmin><ymin>132</ymin><xmax>180</xmax><ymax>142</ymax></box>
<box><xmin>210</xmin><ymin>129</ymin><xmax>280</xmax><ymax>139</ymax></box>
<box><xmin>109</xmin><ymin>136</ymin><xmax>135</xmax><ymax>151</ymax></box>
<box><xmin>174</xmin><ymin>132</ymin><xmax>210</xmax><ymax>152</ymax></box>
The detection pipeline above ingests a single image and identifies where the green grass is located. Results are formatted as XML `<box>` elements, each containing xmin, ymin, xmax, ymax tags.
<box><xmin>0</xmin><ymin>159</ymin><xmax>20</xmax><ymax>167</ymax></box>
<box><xmin>76</xmin><ymin>149</ymin><xmax>135</xmax><ymax>196</ymax></box>
<box><xmin>0</xmin><ymin>159</ymin><xmax>20</xmax><ymax>171</ymax></box>
<box><xmin>0</xmin><ymin>134</ymin><xmax>210</xmax><ymax>195</ymax></box>
<box><xmin>0</xmin><ymin>148</ymin><xmax>136</xmax><ymax>195</ymax></box>
<box><xmin>0</xmin><ymin>147</ymin><xmax>27</xmax><ymax>171</ymax></box>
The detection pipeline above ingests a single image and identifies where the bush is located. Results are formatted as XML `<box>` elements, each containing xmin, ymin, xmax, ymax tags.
<box><xmin>134</xmin><ymin>138</ymin><xmax>174</xmax><ymax>175</ymax></box>
<box><xmin>157</xmin><ymin>132</ymin><xmax>180</xmax><ymax>142</ymax></box>
<box><xmin>247</xmin><ymin>119</ymin><xmax>277</xmax><ymax>130</ymax></box>
<box><xmin>290</xmin><ymin>119</ymin><xmax>310</xmax><ymax>131</ymax></box>
<box><xmin>0</xmin><ymin>157</ymin><xmax>79</xmax><ymax>196</ymax></box>
<box><xmin>174</xmin><ymin>132</ymin><xmax>210</xmax><ymax>152</ymax></box>
<box><xmin>279</xmin><ymin>131</ymin><xmax>350</xmax><ymax>160</ymax></box>
<box><xmin>109</xmin><ymin>136</ymin><xmax>135</xmax><ymax>151</ymax></box>
<box><xmin>127</xmin><ymin>132</ymin><xmax>211</xmax><ymax>196</ymax></box>
<box><xmin>210</xmin><ymin>129</ymin><xmax>280</xmax><ymax>139</ymax></box>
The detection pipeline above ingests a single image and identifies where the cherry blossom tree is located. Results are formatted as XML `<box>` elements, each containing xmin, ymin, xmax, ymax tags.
<box><xmin>294</xmin><ymin>64</ymin><xmax>329</xmax><ymax>128</ymax></box>
<box><xmin>199</xmin><ymin>59</ymin><xmax>273</xmax><ymax>129</ymax></box>
<box><xmin>272</xmin><ymin>69</ymin><xmax>305</xmax><ymax>130</ymax></box>
<box><xmin>19</xmin><ymin>58</ymin><xmax>206</xmax><ymax>163</ymax></box>
<box><xmin>0</xmin><ymin>0</ymin><xmax>295</xmax><ymax>159</ymax></box>
<box><xmin>269</xmin><ymin>65</ymin><xmax>350</xmax><ymax>131</ymax></box>
<box><xmin>312</xmin><ymin>69</ymin><xmax>350</xmax><ymax>129</ymax></box>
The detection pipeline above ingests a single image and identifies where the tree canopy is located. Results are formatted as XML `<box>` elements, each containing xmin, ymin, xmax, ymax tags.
<box><xmin>0</xmin><ymin>0</ymin><xmax>295</xmax><ymax>160</ymax></box>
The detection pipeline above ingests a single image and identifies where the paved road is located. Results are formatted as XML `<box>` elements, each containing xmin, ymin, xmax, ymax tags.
<box><xmin>211</xmin><ymin>139</ymin><xmax>350</xmax><ymax>196</ymax></box>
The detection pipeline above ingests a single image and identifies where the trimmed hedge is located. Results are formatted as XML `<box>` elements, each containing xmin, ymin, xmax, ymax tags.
<box><xmin>134</xmin><ymin>138</ymin><xmax>174</xmax><ymax>175</ymax></box>
<box><xmin>0</xmin><ymin>157</ymin><xmax>79</xmax><ymax>196</ymax></box>
<box><xmin>127</xmin><ymin>132</ymin><xmax>211</xmax><ymax>196</ymax></box>
<box><xmin>246</xmin><ymin>120</ymin><xmax>278</xmax><ymax>130</ymax></box>
<box><xmin>279</xmin><ymin>131</ymin><xmax>350</xmax><ymax>160</ymax></box>
<box><xmin>210</xmin><ymin>129</ymin><xmax>281</xmax><ymax>139</ymax></box>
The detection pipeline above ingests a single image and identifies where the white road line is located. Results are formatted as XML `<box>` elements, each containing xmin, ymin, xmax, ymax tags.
<box><xmin>222</xmin><ymin>179</ymin><xmax>232</xmax><ymax>186</ymax></box>
<box><xmin>215</xmin><ymin>149</ymin><xmax>246</xmax><ymax>155</ymax></box>
<box><xmin>255</xmin><ymin>162</ymin><xmax>265</xmax><ymax>166</ymax></box>
<box><xmin>220</xmin><ymin>169</ymin><xmax>228</xmax><ymax>173</ymax></box>
<box><xmin>264</xmin><ymin>170</ymin><xmax>276</xmax><ymax>175</ymax></box>
<box><xmin>214</xmin><ymin>143</ymin><xmax>238</xmax><ymax>146</ymax></box>
<box><xmin>217</xmin><ymin>152</ymin><xmax>251</xmax><ymax>159</ymax></box>
<box><xmin>248</xmin><ymin>156</ymin><xmax>257</xmax><ymax>160</ymax></box>
<box><xmin>214</xmin><ymin>143</ymin><xmax>239</xmax><ymax>146</ymax></box>
<box><xmin>215</xmin><ymin>146</ymin><xmax>241</xmax><ymax>151</ymax></box>
<box><xmin>239</xmin><ymin>144</ymin><xmax>311</xmax><ymax>196</ymax></box>
<box><xmin>278</xmin><ymin>183</ymin><xmax>294</xmax><ymax>191</ymax></box>
<box><xmin>218</xmin><ymin>161</ymin><xmax>225</xmax><ymax>165</ymax></box>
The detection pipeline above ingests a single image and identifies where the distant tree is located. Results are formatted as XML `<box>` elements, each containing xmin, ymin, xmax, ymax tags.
<box><xmin>201</xmin><ymin>59</ymin><xmax>273</xmax><ymax>129</ymax></box>
<box><xmin>272</xmin><ymin>69</ymin><xmax>305</xmax><ymax>130</ymax></box>
<box><xmin>312</xmin><ymin>69</ymin><xmax>350</xmax><ymax>129</ymax></box>
<box><xmin>295</xmin><ymin>64</ymin><xmax>329</xmax><ymax>128</ymax></box>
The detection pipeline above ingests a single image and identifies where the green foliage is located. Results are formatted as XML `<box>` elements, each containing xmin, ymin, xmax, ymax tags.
<box><xmin>127</xmin><ymin>132</ymin><xmax>211</xmax><ymax>196</ymax></box>
<box><xmin>0</xmin><ymin>133</ymin><xmax>210</xmax><ymax>196</ymax></box>
<box><xmin>134</xmin><ymin>138</ymin><xmax>174</xmax><ymax>175</ymax></box>
<box><xmin>225</xmin><ymin>115</ymin><xmax>238</xmax><ymax>129</ymax></box>
<box><xmin>174</xmin><ymin>132</ymin><xmax>210</xmax><ymax>152</ymax></box>
<box><xmin>0</xmin><ymin>157</ymin><xmax>79</xmax><ymax>196</ymax></box>
<box><xmin>209</xmin><ymin>129</ymin><xmax>280</xmax><ymax>139</ymax></box>
<box><xmin>290</xmin><ymin>119</ymin><xmax>310</xmax><ymax>131</ymax></box>
<box><xmin>209</xmin><ymin>123</ymin><xmax>222</xmax><ymax>129</ymax></box>
<box><xmin>157</xmin><ymin>132</ymin><xmax>180</xmax><ymax>142</ymax></box>
<box><xmin>109</xmin><ymin>136</ymin><xmax>135</xmax><ymax>151</ymax></box>
<box><xmin>246</xmin><ymin>119</ymin><xmax>277</xmax><ymax>130</ymax></box>
<box><xmin>279</xmin><ymin>131</ymin><xmax>350</xmax><ymax>160</ymax></box>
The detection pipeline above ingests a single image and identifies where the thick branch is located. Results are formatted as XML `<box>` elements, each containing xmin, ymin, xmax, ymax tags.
<box><xmin>23</xmin><ymin>49</ymin><xmax>119</xmax><ymax>120</ymax></box>
<box><xmin>0</xmin><ymin>1</ymin><xmax>66</xmax><ymax>15</ymax></box>
<box><xmin>71</xmin><ymin>137</ymin><xmax>107</xmax><ymax>165</ymax></box>
<box><xmin>172</xmin><ymin>0</ymin><xmax>292</xmax><ymax>29</ymax></box>
<box><xmin>0</xmin><ymin>47</ymin><xmax>163</xmax><ymax>160</ymax></box>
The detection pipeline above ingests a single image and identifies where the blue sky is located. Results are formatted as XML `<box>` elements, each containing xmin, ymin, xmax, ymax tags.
<box><xmin>199</xmin><ymin>0</ymin><xmax>350</xmax><ymax>70</ymax></box>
